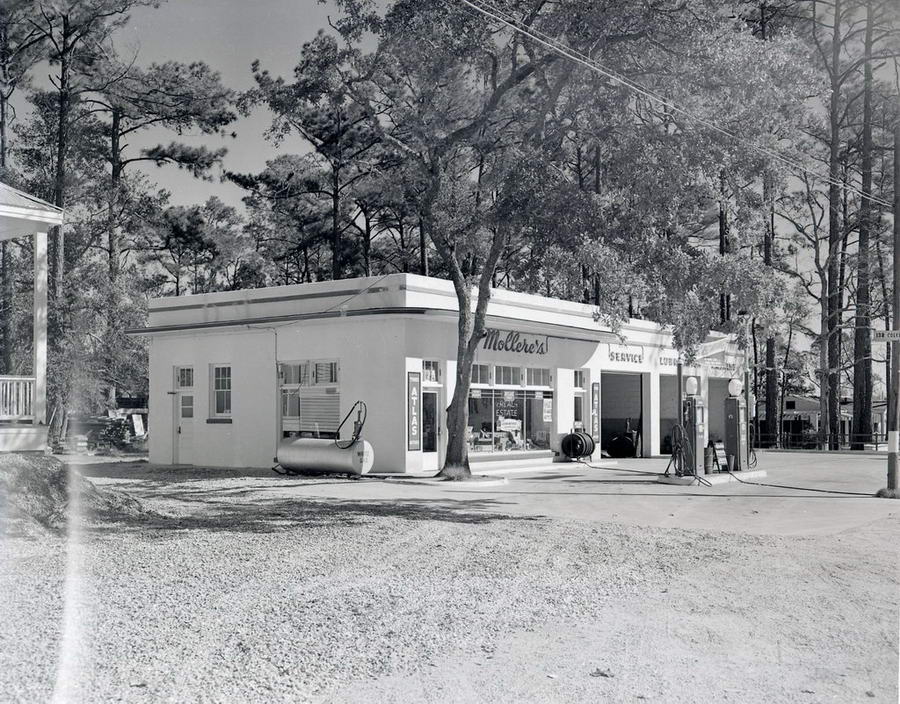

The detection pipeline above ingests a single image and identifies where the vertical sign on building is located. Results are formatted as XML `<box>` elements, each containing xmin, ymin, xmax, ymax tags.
<box><xmin>591</xmin><ymin>382</ymin><xmax>601</xmax><ymax>443</ymax></box>
<box><xmin>408</xmin><ymin>371</ymin><xmax>421</xmax><ymax>451</ymax></box>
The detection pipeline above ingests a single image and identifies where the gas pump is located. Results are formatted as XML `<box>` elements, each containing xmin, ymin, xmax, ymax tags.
<box><xmin>724</xmin><ymin>378</ymin><xmax>749</xmax><ymax>471</ymax></box>
<box><xmin>681</xmin><ymin>377</ymin><xmax>705</xmax><ymax>476</ymax></box>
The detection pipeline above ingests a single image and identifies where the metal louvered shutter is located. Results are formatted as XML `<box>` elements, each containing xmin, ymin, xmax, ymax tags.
<box><xmin>298</xmin><ymin>387</ymin><xmax>341</xmax><ymax>433</ymax></box>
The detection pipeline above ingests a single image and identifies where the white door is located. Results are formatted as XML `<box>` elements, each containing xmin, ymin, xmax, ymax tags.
<box><xmin>422</xmin><ymin>391</ymin><xmax>440</xmax><ymax>472</ymax></box>
<box><xmin>175</xmin><ymin>392</ymin><xmax>195</xmax><ymax>465</ymax></box>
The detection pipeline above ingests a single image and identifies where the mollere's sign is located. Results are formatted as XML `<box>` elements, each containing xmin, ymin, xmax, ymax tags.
<box><xmin>483</xmin><ymin>329</ymin><xmax>549</xmax><ymax>356</ymax></box>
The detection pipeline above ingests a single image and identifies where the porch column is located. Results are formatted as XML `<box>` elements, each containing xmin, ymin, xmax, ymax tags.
<box><xmin>33</xmin><ymin>231</ymin><xmax>47</xmax><ymax>425</ymax></box>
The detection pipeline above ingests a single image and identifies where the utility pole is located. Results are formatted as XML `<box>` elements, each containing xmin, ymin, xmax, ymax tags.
<box><xmin>889</xmin><ymin>118</ymin><xmax>900</xmax><ymax>492</ymax></box>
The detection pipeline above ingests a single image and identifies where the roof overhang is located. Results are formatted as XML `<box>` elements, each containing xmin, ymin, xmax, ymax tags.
<box><xmin>0</xmin><ymin>208</ymin><xmax>64</xmax><ymax>241</ymax></box>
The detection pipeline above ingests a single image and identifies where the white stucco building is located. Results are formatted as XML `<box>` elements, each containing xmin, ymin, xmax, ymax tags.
<box><xmin>136</xmin><ymin>274</ymin><xmax>747</xmax><ymax>474</ymax></box>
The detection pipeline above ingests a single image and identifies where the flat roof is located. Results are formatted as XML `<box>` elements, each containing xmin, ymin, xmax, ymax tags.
<box><xmin>136</xmin><ymin>273</ymin><xmax>735</xmax><ymax>356</ymax></box>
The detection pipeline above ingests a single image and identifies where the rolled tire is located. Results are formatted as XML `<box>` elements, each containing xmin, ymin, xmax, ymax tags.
<box><xmin>561</xmin><ymin>432</ymin><xmax>587</xmax><ymax>459</ymax></box>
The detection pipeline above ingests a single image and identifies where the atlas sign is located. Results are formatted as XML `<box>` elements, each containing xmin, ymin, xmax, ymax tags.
<box><xmin>482</xmin><ymin>329</ymin><xmax>549</xmax><ymax>356</ymax></box>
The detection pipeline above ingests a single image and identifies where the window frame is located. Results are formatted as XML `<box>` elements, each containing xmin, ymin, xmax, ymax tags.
<box><xmin>211</xmin><ymin>364</ymin><xmax>232</xmax><ymax>417</ymax></box>
<box><xmin>525</xmin><ymin>367</ymin><xmax>552</xmax><ymax>388</ymax></box>
<box><xmin>470</xmin><ymin>363</ymin><xmax>491</xmax><ymax>386</ymax></box>
<box><xmin>494</xmin><ymin>364</ymin><xmax>523</xmax><ymax>387</ymax></box>
<box><xmin>175</xmin><ymin>366</ymin><xmax>194</xmax><ymax>390</ymax></box>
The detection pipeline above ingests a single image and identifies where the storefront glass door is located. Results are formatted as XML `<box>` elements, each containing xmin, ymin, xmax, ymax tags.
<box><xmin>422</xmin><ymin>391</ymin><xmax>439</xmax><ymax>471</ymax></box>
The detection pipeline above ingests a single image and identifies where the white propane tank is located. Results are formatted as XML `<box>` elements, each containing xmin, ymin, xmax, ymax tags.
<box><xmin>276</xmin><ymin>437</ymin><xmax>375</xmax><ymax>475</ymax></box>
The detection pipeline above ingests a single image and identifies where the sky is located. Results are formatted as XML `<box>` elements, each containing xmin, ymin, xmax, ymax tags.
<box><xmin>112</xmin><ymin>0</ymin><xmax>345</xmax><ymax>208</ymax></box>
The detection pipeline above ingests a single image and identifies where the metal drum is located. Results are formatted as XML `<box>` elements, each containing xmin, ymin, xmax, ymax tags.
<box><xmin>276</xmin><ymin>437</ymin><xmax>375</xmax><ymax>475</ymax></box>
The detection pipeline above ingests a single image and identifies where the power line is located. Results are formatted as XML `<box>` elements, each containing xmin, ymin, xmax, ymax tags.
<box><xmin>455</xmin><ymin>0</ymin><xmax>895</xmax><ymax>211</ymax></box>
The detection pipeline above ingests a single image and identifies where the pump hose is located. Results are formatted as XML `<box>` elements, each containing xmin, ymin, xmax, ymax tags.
<box><xmin>334</xmin><ymin>400</ymin><xmax>367</xmax><ymax>449</ymax></box>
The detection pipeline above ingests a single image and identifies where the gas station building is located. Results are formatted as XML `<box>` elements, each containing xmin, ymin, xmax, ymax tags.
<box><xmin>138</xmin><ymin>273</ymin><xmax>747</xmax><ymax>474</ymax></box>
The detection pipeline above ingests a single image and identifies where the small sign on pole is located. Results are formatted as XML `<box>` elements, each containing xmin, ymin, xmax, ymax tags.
<box><xmin>873</xmin><ymin>330</ymin><xmax>900</xmax><ymax>342</ymax></box>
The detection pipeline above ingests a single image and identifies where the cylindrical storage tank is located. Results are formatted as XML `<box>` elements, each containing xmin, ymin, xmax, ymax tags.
<box><xmin>277</xmin><ymin>438</ymin><xmax>375</xmax><ymax>475</ymax></box>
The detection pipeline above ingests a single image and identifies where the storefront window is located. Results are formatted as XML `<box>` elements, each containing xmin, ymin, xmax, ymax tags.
<box><xmin>526</xmin><ymin>367</ymin><xmax>551</xmax><ymax>387</ymax></box>
<box><xmin>471</xmin><ymin>364</ymin><xmax>491</xmax><ymax>385</ymax></box>
<box><xmin>467</xmin><ymin>389</ymin><xmax>553</xmax><ymax>453</ymax></box>
<box><xmin>495</xmin><ymin>365</ymin><xmax>521</xmax><ymax>386</ymax></box>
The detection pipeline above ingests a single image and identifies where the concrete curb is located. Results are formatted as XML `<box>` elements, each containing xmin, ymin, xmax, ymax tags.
<box><xmin>375</xmin><ymin>475</ymin><xmax>510</xmax><ymax>488</ymax></box>
<box><xmin>657</xmin><ymin>470</ymin><xmax>768</xmax><ymax>487</ymax></box>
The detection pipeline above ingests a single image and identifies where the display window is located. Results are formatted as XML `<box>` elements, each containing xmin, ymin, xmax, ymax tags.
<box><xmin>467</xmin><ymin>389</ymin><xmax>553</xmax><ymax>453</ymax></box>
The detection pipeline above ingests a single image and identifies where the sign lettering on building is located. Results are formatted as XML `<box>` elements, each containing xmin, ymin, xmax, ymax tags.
<box><xmin>591</xmin><ymin>382</ymin><xmax>600</xmax><ymax>443</ymax></box>
<box><xmin>606</xmin><ymin>344</ymin><xmax>644</xmax><ymax>365</ymax></box>
<box><xmin>407</xmin><ymin>372</ymin><xmax>421</xmax><ymax>451</ymax></box>
<box><xmin>483</xmin><ymin>329</ymin><xmax>549</xmax><ymax>356</ymax></box>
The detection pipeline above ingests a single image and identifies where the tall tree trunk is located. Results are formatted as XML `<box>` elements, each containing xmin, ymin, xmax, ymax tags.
<box><xmin>764</xmin><ymin>175</ymin><xmax>778</xmax><ymax>447</ymax></box>
<box><xmin>331</xmin><ymin>170</ymin><xmax>341</xmax><ymax>280</ymax></box>
<box><xmin>105</xmin><ymin>109</ymin><xmax>123</xmax><ymax>410</ymax></box>
<box><xmin>752</xmin><ymin>318</ymin><xmax>761</xmax><ymax>445</ymax></box>
<box><xmin>826</xmin><ymin>0</ymin><xmax>843</xmax><ymax>450</ymax></box>
<box><xmin>875</xmin><ymin>236</ymin><xmax>890</xmax><ymax>435</ymax></box>
<box><xmin>0</xmin><ymin>90</ymin><xmax>9</xmax><ymax>372</ymax></box>
<box><xmin>52</xmin><ymin>16</ymin><xmax>70</xmax><ymax>301</ymax></box>
<box><xmin>718</xmin><ymin>170</ymin><xmax>731</xmax><ymax>323</ymax></box>
<box><xmin>851</xmin><ymin>0</ymin><xmax>875</xmax><ymax>450</ymax></box>
<box><xmin>0</xmin><ymin>89</ymin><xmax>7</xmax><ymax>176</ymax></box>
<box><xmin>0</xmin><ymin>240</ymin><xmax>11</xmax><ymax>373</ymax></box>
<box><xmin>819</xmin><ymin>271</ymin><xmax>830</xmax><ymax>449</ymax></box>
<box><xmin>418</xmin><ymin>214</ymin><xmax>428</xmax><ymax>276</ymax></box>
<box><xmin>362</xmin><ymin>207</ymin><xmax>371</xmax><ymax>277</ymax></box>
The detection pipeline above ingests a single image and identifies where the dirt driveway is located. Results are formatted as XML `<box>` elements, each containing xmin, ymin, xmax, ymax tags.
<box><xmin>2</xmin><ymin>452</ymin><xmax>897</xmax><ymax>703</ymax></box>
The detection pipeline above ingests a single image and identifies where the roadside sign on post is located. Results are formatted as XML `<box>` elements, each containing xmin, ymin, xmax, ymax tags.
<box><xmin>873</xmin><ymin>330</ymin><xmax>900</xmax><ymax>342</ymax></box>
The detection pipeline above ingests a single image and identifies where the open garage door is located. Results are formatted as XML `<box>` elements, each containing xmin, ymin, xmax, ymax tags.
<box><xmin>600</xmin><ymin>372</ymin><xmax>643</xmax><ymax>457</ymax></box>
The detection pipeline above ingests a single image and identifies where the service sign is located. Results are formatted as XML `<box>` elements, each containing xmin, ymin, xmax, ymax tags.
<box><xmin>606</xmin><ymin>344</ymin><xmax>644</xmax><ymax>365</ymax></box>
<box><xmin>407</xmin><ymin>372</ymin><xmax>421</xmax><ymax>451</ymax></box>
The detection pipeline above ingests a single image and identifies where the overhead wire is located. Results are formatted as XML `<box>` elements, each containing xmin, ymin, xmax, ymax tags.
<box><xmin>455</xmin><ymin>0</ymin><xmax>895</xmax><ymax>211</ymax></box>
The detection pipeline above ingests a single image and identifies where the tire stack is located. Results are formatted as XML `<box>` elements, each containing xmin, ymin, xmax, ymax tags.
<box><xmin>560</xmin><ymin>431</ymin><xmax>596</xmax><ymax>459</ymax></box>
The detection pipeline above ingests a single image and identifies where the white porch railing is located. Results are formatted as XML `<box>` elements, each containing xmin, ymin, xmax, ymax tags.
<box><xmin>0</xmin><ymin>376</ymin><xmax>35</xmax><ymax>421</ymax></box>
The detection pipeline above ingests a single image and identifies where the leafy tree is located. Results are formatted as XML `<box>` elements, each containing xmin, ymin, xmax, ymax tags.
<box><xmin>247</xmin><ymin>31</ymin><xmax>383</xmax><ymax>280</ymax></box>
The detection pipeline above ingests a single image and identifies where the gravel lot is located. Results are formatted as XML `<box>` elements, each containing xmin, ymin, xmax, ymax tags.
<box><xmin>1</xmin><ymin>460</ymin><xmax>897</xmax><ymax>703</ymax></box>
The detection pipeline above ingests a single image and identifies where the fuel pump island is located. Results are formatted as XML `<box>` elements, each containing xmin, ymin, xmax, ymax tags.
<box><xmin>659</xmin><ymin>376</ymin><xmax>767</xmax><ymax>486</ymax></box>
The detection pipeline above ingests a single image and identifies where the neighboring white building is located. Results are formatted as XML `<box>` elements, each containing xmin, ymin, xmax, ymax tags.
<box><xmin>135</xmin><ymin>273</ymin><xmax>747</xmax><ymax>474</ymax></box>
<box><xmin>0</xmin><ymin>183</ymin><xmax>63</xmax><ymax>452</ymax></box>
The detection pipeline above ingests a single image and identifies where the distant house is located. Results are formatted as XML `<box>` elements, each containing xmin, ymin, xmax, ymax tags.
<box><xmin>757</xmin><ymin>395</ymin><xmax>887</xmax><ymax>447</ymax></box>
<box><xmin>0</xmin><ymin>183</ymin><xmax>64</xmax><ymax>452</ymax></box>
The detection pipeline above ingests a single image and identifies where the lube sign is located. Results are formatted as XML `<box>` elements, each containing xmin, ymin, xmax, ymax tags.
<box><xmin>483</xmin><ymin>329</ymin><xmax>549</xmax><ymax>355</ymax></box>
